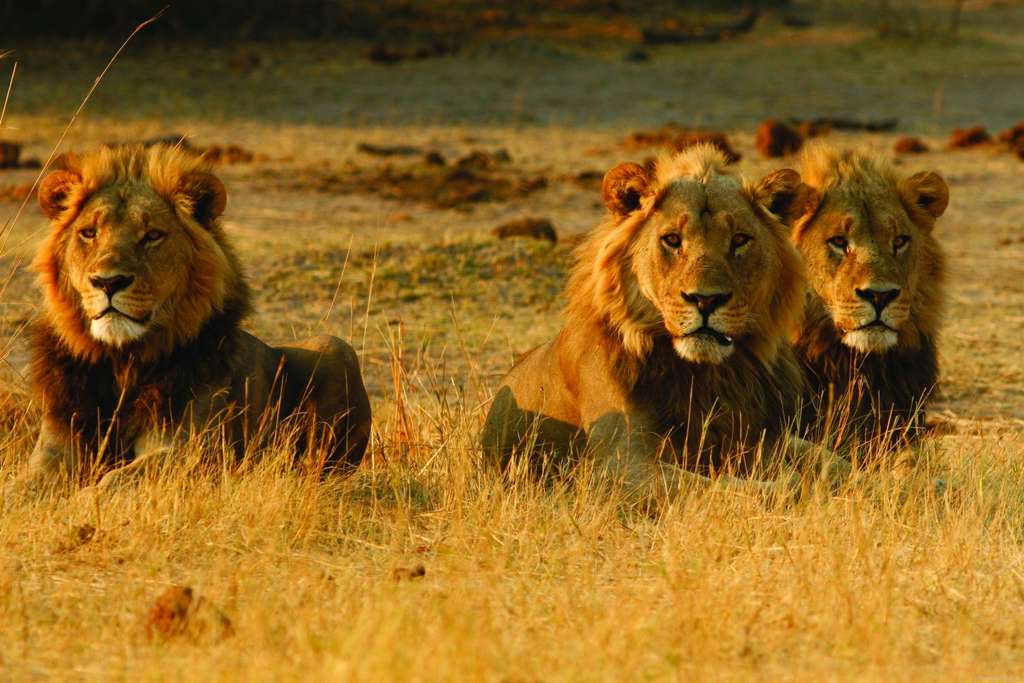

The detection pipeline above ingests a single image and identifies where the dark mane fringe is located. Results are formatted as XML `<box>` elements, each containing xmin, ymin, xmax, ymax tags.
<box><xmin>794</xmin><ymin>145</ymin><xmax>945</xmax><ymax>449</ymax></box>
<box><xmin>29</xmin><ymin>279</ymin><xmax>252</xmax><ymax>463</ymax></box>
<box><xmin>633</xmin><ymin>335</ymin><xmax>804</xmax><ymax>473</ymax></box>
<box><xmin>794</xmin><ymin>301</ymin><xmax>938</xmax><ymax>448</ymax></box>
<box><xmin>562</xmin><ymin>306</ymin><xmax>805</xmax><ymax>474</ymax></box>
<box><xmin>557</xmin><ymin>145</ymin><xmax>807</xmax><ymax>470</ymax></box>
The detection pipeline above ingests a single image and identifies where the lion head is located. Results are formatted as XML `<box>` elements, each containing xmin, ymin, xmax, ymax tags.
<box><xmin>793</xmin><ymin>144</ymin><xmax>948</xmax><ymax>353</ymax></box>
<box><xmin>568</xmin><ymin>144</ymin><xmax>808</xmax><ymax>366</ymax></box>
<box><xmin>35</xmin><ymin>144</ymin><xmax>248</xmax><ymax>364</ymax></box>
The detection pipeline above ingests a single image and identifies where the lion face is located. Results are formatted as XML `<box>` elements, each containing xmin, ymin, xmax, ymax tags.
<box><xmin>596</xmin><ymin>148</ymin><xmax>807</xmax><ymax>365</ymax></box>
<box><xmin>35</xmin><ymin>145</ymin><xmax>237</xmax><ymax>362</ymax></box>
<box><xmin>60</xmin><ymin>184</ymin><xmax>205</xmax><ymax>346</ymax></box>
<box><xmin>633</xmin><ymin>178</ymin><xmax>790</xmax><ymax>363</ymax></box>
<box><xmin>794</xmin><ymin>157</ymin><xmax>948</xmax><ymax>354</ymax></box>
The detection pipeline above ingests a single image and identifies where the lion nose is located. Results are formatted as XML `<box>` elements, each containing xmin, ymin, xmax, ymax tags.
<box><xmin>855</xmin><ymin>287</ymin><xmax>901</xmax><ymax>313</ymax></box>
<box><xmin>682</xmin><ymin>291</ymin><xmax>732</xmax><ymax>316</ymax></box>
<box><xmin>89</xmin><ymin>273</ymin><xmax>135</xmax><ymax>298</ymax></box>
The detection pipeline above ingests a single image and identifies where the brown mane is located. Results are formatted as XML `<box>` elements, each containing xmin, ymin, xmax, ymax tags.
<box><xmin>34</xmin><ymin>144</ymin><xmax>250</xmax><ymax>365</ymax></box>
<box><xmin>565</xmin><ymin>145</ymin><xmax>805</xmax><ymax>391</ymax></box>
<box><xmin>793</xmin><ymin>145</ymin><xmax>947</xmax><ymax>445</ymax></box>
<box><xmin>29</xmin><ymin>290</ymin><xmax>252</xmax><ymax>463</ymax></box>
<box><xmin>483</xmin><ymin>145</ymin><xmax>810</xmax><ymax>481</ymax></box>
<box><xmin>6</xmin><ymin>143</ymin><xmax>371</xmax><ymax>499</ymax></box>
<box><xmin>29</xmin><ymin>145</ymin><xmax>251</xmax><ymax>462</ymax></box>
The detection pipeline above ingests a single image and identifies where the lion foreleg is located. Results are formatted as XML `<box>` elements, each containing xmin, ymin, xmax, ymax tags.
<box><xmin>783</xmin><ymin>434</ymin><xmax>852</xmax><ymax>491</ymax></box>
<box><xmin>2</xmin><ymin>423</ymin><xmax>77</xmax><ymax>506</ymax></box>
<box><xmin>90</xmin><ymin>432</ymin><xmax>176</xmax><ymax>493</ymax></box>
<box><xmin>588</xmin><ymin>414</ymin><xmax>788</xmax><ymax>503</ymax></box>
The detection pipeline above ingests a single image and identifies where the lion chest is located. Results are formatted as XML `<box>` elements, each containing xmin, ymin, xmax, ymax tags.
<box><xmin>799</xmin><ymin>334</ymin><xmax>938</xmax><ymax>443</ymax></box>
<box><xmin>631</xmin><ymin>344</ymin><xmax>795</xmax><ymax>471</ymax></box>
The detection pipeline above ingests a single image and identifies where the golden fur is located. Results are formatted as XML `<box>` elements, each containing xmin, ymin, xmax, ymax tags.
<box><xmin>36</xmin><ymin>145</ymin><xmax>239</xmax><ymax>364</ymax></box>
<box><xmin>569</xmin><ymin>148</ymin><xmax>806</xmax><ymax>365</ymax></box>
<box><xmin>483</xmin><ymin>146</ymin><xmax>821</xmax><ymax>499</ymax></box>
<box><xmin>792</xmin><ymin>143</ymin><xmax>948</xmax><ymax>445</ymax></box>
<box><xmin>9</xmin><ymin>145</ymin><xmax>371</xmax><ymax>497</ymax></box>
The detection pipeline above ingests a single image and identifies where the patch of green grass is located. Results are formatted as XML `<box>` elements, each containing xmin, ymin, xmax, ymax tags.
<box><xmin>260</xmin><ymin>238</ymin><xmax>570</xmax><ymax>310</ymax></box>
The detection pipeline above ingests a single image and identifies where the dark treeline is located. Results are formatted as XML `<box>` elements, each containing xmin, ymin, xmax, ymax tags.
<box><xmin>0</xmin><ymin>0</ymin><xmax>773</xmax><ymax>41</ymax></box>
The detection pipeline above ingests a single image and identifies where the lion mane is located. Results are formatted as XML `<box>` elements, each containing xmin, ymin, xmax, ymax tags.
<box><xmin>566</xmin><ymin>149</ymin><xmax>806</xmax><ymax>373</ymax></box>
<box><xmin>791</xmin><ymin>144</ymin><xmax>948</xmax><ymax>447</ymax></box>
<box><xmin>483</xmin><ymin>145</ymin><xmax>810</xmax><ymax>486</ymax></box>
<box><xmin>35</xmin><ymin>144</ymin><xmax>246</xmax><ymax>366</ymax></box>
<box><xmin>18</xmin><ymin>144</ymin><xmax>371</xmax><ymax>492</ymax></box>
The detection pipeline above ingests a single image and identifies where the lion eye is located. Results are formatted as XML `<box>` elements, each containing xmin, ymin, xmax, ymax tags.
<box><xmin>827</xmin><ymin>235</ymin><xmax>849</xmax><ymax>253</ymax></box>
<box><xmin>78</xmin><ymin>228</ymin><xmax>97</xmax><ymax>240</ymax></box>
<box><xmin>730</xmin><ymin>233</ymin><xmax>752</xmax><ymax>252</ymax></box>
<box><xmin>661</xmin><ymin>233</ymin><xmax>682</xmax><ymax>249</ymax></box>
<box><xmin>893</xmin><ymin>234</ymin><xmax>911</xmax><ymax>253</ymax></box>
<box><xmin>142</xmin><ymin>229</ymin><xmax>166</xmax><ymax>244</ymax></box>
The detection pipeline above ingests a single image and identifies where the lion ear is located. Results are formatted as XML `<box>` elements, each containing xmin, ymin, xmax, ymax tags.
<box><xmin>754</xmin><ymin>168</ymin><xmax>820</xmax><ymax>227</ymax></box>
<box><xmin>899</xmin><ymin>171</ymin><xmax>948</xmax><ymax>222</ymax></box>
<box><xmin>602</xmin><ymin>162</ymin><xmax>651</xmax><ymax>218</ymax></box>
<box><xmin>178</xmin><ymin>172</ymin><xmax>227</xmax><ymax>226</ymax></box>
<box><xmin>38</xmin><ymin>170</ymin><xmax>82</xmax><ymax>220</ymax></box>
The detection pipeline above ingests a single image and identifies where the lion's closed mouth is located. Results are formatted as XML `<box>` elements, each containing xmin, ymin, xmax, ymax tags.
<box><xmin>854</xmin><ymin>320</ymin><xmax>895</xmax><ymax>332</ymax></box>
<box><xmin>683</xmin><ymin>326</ymin><xmax>733</xmax><ymax>346</ymax></box>
<box><xmin>93</xmin><ymin>308</ymin><xmax>151</xmax><ymax>325</ymax></box>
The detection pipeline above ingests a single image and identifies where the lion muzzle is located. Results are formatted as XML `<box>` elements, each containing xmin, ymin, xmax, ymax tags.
<box><xmin>84</xmin><ymin>273</ymin><xmax>152</xmax><ymax>345</ymax></box>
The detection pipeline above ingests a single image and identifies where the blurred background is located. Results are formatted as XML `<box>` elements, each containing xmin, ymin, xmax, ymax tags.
<box><xmin>2</xmin><ymin>1</ymin><xmax>1021</xmax><ymax>129</ymax></box>
<box><xmin>0</xmin><ymin>1</ymin><xmax>993</xmax><ymax>41</ymax></box>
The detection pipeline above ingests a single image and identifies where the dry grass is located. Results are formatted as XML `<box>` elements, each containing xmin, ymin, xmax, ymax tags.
<box><xmin>2</xmin><ymin>386</ymin><xmax>1023</xmax><ymax>681</ymax></box>
<box><xmin>3</xmin><ymin>6</ymin><xmax>1024</xmax><ymax>680</ymax></box>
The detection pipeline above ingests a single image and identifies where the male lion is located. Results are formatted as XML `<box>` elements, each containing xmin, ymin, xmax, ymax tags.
<box><xmin>7</xmin><ymin>144</ymin><xmax>371</xmax><ymax>496</ymax></box>
<box><xmin>791</xmin><ymin>144</ymin><xmax>948</xmax><ymax>448</ymax></box>
<box><xmin>482</xmin><ymin>145</ymin><xmax>827</xmax><ymax>499</ymax></box>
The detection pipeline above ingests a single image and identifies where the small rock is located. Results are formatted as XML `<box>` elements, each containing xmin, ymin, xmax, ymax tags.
<box><xmin>491</xmin><ymin>218</ymin><xmax>558</xmax><ymax>243</ymax></box>
<box><xmin>74</xmin><ymin>523</ymin><xmax>96</xmax><ymax>544</ymax></box>
<box><xmin>624</xmin><ymin>48</ymin><xmax>651</xmax><ymax>62</ymax></box>
<box><xmin>201</xmin><ymin>144</ymin><xmax>257</xmax><ymax>165</ymax></box>
<box><xmin>357</xmin><ymin>142</ymin><xmax>423</xmax><ymax>157</ymax></box>
<box><xmin>0</xmin><ymin>141</ymin><xmax>21</xmax><ymax>169</ymax></box>
<box><xmin>795</xmin><ymin>120</ymin><xmax>831</xmax><ymax>138</ymax></box>
<box><xmin>145</xmin><ymin>585</ymin><xmax>234</xmax><ymax>643</ymax></box>
<box><xmin>392</xmin><ymin>564</ymin><xmax>426</xmax><ymax>581</ymax></box>
<box><xmin>755</xmin><ymin>120</ymin><xmax>803</xmax><ymax>158</ymax></box>
<box><xmin>997</xmin><ymin>122</ymin><xmax>1024</xmax><ymax>160</ymax></box>
<box><xmin>423</xmin><ymin>151</ymin><xmax>446</xmax><ymax>166</ymax></box>
<box><xmin>455</xmin><ymin>149</ymin><xmax>511</xmax><ymax>172</ymax></box>
<box><xmin>893</xmin><ymin>137</ymin><xmax>929</xmax><ymax>154</ymax></box>
<box><xmin>948</xmin><ymin>126</ymin><xmax>991</xmax><ymax>149</ymax></box>
<box><xmin>998</xmin><ymin>122</ymin><xmax>1024</xmax><ymax>147</ymax></box>
<box><xmin>622</xmin><ymin>125</ymin><xmax>741</xmax><ymax>163</ymax></box>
